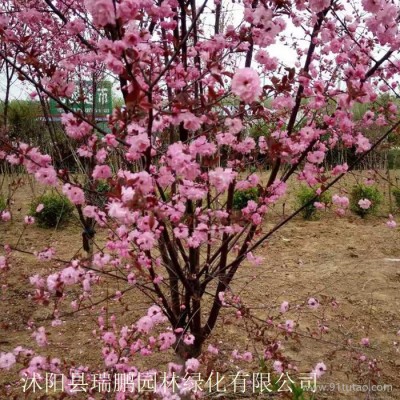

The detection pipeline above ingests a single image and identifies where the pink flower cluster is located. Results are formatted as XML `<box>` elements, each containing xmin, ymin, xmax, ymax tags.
<box><xmin>231</xmin><ymin>68</ymin><xmax>262</xmax><ymax>103</ymax></box>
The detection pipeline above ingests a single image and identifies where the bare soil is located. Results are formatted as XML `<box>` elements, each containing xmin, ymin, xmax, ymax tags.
<box><xmin>0</xmin><ymin>173</ymin><xmax>399</xmax><ymax>400</ymax></box>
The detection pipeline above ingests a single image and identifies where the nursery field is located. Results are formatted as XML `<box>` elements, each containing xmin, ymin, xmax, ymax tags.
<box><xmin>0</xmin><ymin>171</ymin><xmax>400</xmax><ymax>399</ymax></box>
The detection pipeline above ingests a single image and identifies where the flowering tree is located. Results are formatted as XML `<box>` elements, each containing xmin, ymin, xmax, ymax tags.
<box><xmin>0</xmin><ymin>0</ymin><xmax>400</xmax><ymax>397</ymax></box>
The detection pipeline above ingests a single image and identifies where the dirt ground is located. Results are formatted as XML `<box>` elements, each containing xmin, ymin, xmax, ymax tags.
<box><xmin>0</xmin><ymin>173</ymin><xmax>399</xmax><ymax>399</ymax></box>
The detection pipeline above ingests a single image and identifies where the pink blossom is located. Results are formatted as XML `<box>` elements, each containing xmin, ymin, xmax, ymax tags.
<box><xmin>280</xmin><ymin>301</ymin><xmax>289</xmax><ymax>313</ymax></box>
<box><xmin>96</xmin><ymin>148</ymin><xmax>108</xmax><ymax>164</ymax></box>
<box><xmin>84</xmin><ymin>0</ymin><xmax>115</xmax><ymax>26</ymax></box>
<box><xmin>259</xmin><ymin>136</ymin><xmax>268</xmax><ymax>153</ymax></box>
<box><xmin>0</xmin><ymin>352</ymin><xmax>16</xmax><ymax>370</ymax></box>
<box><xmin>307</xmin><ymin>151</ymin><xmax>325</xmax><ymax>164</ymax></box>
<box><xmin>266</xmin><ymin>180</ymin><xmax>287</xmax><ymax>203</ymax></box>
<box><xmin>255</xmin><ymin>50</ymin><xmax>278</xmax><ymax>70</ymax></box>
<box><xmin>116</xmin><ymin>0</ymin><xmax>139</xmax><ymax>22</ymax></box>
<box><xmin>102</xmin><ymin>332</ymin><xmax>117</xmax><ymax>345</ymax></box>
<box><xmin>233</xmin><ymin>137</ymin><xmax>256</xmax><ymax>154</ymax></box>
<box><xmin>92</xmin><ymin>165</ymin><xmax>112</xmax><ymax>180</ymax></box>
<box><xmin>174</xmin><ymin>224</ymin><xmax>189</xmax><ymax>239</ymax></box>
<box><xmin>207</xmin><ymin>344</ymin><xmax>219</xmax><ymax>355</ymax></box>
<box><xmin>216</xmin><ymin>132</ymin><xmax>236</xmax><ymax>146</ymax></box>
<box><xmin>103</xmin><ymin>134</ymin><xmax>118</xmax><ymax>148</ymax></box>
<box><xmin>140</xmin><ymin>348</ymin><xmax>152</xmax><ymax>356</ymax></box>
<box><xmin>246</xmin><ymin>252</ymin><xmax>263</xmax><ymax>266</ymax></box>
<box><xmin>312</xmin><ymin>361</ymin><xmax>327</xmax><ymax>378</ymax></box>
<box><xmin>179</xmin><ymin>180</ymin><xmax>206</xmax><ymax>200</ymax></box>
<box><xmin>24</xmin><ymin>216</ymin><xmax>35</xmax><ymax>225</ymax></box>
<box><xmin>364</xmin><ymin>178</ymin><xmax>375</xmax><ymax>186</ymax></box>
<box><xmin>386</xmin><ymin>219</ymin><xmax>397</xmax><ymax>228</ymax></box>
<box><xmin>157</xmin><ymin>167</ymin><xmax>174</xmax><ymax>187</ymax></box>
<box><xmin>147</xmin><ymin>305</ymin><xmax>166</xmax><ymax>323</ymax></box>
<box><xmin>209</xmin><ymin>168</ymin><xmax>236</xmax><ymax>192</ymax></box>
<box><xmin>167</xmin><ymin>362</ymin><xmax>183</xmax><ymax>376</ymax></box>
<box><xmin>362</xmin><ymin>0</ymin><xmax>383</xmax><ymax>13</ymax></box>
<box><xmin>83</xmin><ymin>206</ymin><xmax>106</xmax><ymax>226</ymax></box>
<box><xmin>136</xmin><ymin>316</ymin><xmax>154</xmax><ymax>334</ymax></box>
<box><xmin>189</xmin><ymin>136</ymin><xmax>216</xmax><ymax>156</ymax></box>
<box><xmin>132</xmin><ymin>171</ymin><xmax>153</xmax><ymax>194</ymax></box>
<box><xmin>62</xmin><ymin>183</ymin><xmax>85</xmax><ymax>205</ymax></box>
<box><xmin>65</xmin><ymin>19</ymin><xmax>85</xmax><ymax>34</ymax></box>
<box><xmin>137</xmin><ymin>232</ymin><xmax>155</xmax><ymax>251</ymax></box>
<box><xmin>32</xmin><ymin>327</ymin><xmax>48</xmax><ymax>347</ymax></box>
<box><xmin>60</xmin><ymin>267</ymin><xmax>79</xmax><ymax>285</ymax></box>
<box><xmin>332</xmin><ymin>195</ymin><xmax>349</xmax><ymax>208</ymax></box>
<box><xmin>29</xmin><ymin>275</ymin><xmax>45</xmax><ymax>288</ymax></box>
<box><xmin>242</xmin><ymin>351</ymin><xmax>253</xmax><ymax>362</ymax></box>
<box><xmin>158</xmin><ymin>332</ymin><xmax>176</xmax><ymax>350</ymax></box>
<box><xmin>218</xmin><ymin>291</ymin><xmax>227</xmax><ymax>306</ymax></box>
<box><xmin>127</xmin><ymin>273</ymin><xmax>136</xmax><ymax>285</ymax></box>
<box><xmin>231</xmin><ymin>68</ymin><xmax>261</xmax><ymax>103</ymax></box>
<box><xmin>361</xmin><ymin>337</ymin><xmax>370</xmax><ymax>346</ymax></box>
<box><xmin>36</xmin><ymin>204</ymin><xmax>44</xmax><ymax>213</ymax></box>
<box><xmin>273</xmin><ymin>360</ymin><xmax>283</xmax><ymax>374</ymax></box>
<box><xmin>105</xmin><ymin>351</ymin><xmax>118</xmax><ymax>367</ymax></box>
<box><xmin>334</xmin><ymin>208</ymin><xmax>345</xmax><ymax>216</ymax></box>
<box><xmin>314</xmin><ymin>202</ymin><xmax>325</xmax><ymax>210</ymax></box>
<box><xmin>308</xmin><ymin>298</ymin><xmax>319</xmax><ymax>310</ymax></box>
<box><xmin>355</xmin><ymin>134</ymin><xmax>371</xmax><ymax>154</ymax></box>
<box><xmin>309</xmin><ymin>0</ymin><xmax>330</xmax><ymax>12</ymax></box>
<box><xmin>51</xmin><ymin>320</ymin><xmax>62</xmax><ymax>327</ymax></box>
<box><xmin>126</xmin><ymin>133</ymin><xmax>150</xmax><ymax>160</ymax></box>
<box><xmin>61</xmin><ymin>113</ymin><xmax>92</xmax><ymax>140</ymax></box>
<box><xmin>185</xmin><ymin>358</ymin><xmax>200</xmax><ymax>373</ymax></box>
<box><xmin>285</xmin><ymin>319</ymin><xmax>295</xmax><ymax>332</ymax></box>
<box><xmin>36</xmin><ymin>248</ymin><xmax>55</xmax><ymax>261</ymax></box>
<box><xmin>47</xmin><ymin>273</ymin><xmax>61</xmax><ymax>293</ymax></box>
<box><xmin>1</xmin><ymin>211</ymin><xmax>11</xmax><ymax>221</ymax></box>
<box><xmin>271</xmin><ymin>95</ymin><xmax>295</xmax><ymax>110</ymax></box>
<box><xmin>386</xmin><ymin>214</ymin><xmax>397</xmax><ymax>228</ymax></box>
<box><xmin>0</xmin><ymin>256</ymin><xmax>7</xmax><ymax>270</ymax></box>
<box><xmin>105</xmin><ymin>52</ymin><xmax>124</xmax><ymax>74</ymax></box>
<box><xmin>225</xmin><ymin>118</ymin><xmax>243</xmax><ymax>134</ymax></box>
<box><xmin>107</xmin><ymin>202</ymin><xmax>128</xmax><ymax>220</ymax></box>
<box><xmin>179</xmin><ymin>112</ymin><xmax>202</xmax><ymax>131</ymax></box>
<box><xmin>183</xmin><ymin>334</ymin><xmax>195</xmax><ymax>345</ymax></box>
<box><xmin>35</xmin><ymin>167</ymin><xmax>57</xmax><ymax>186</ymax></box>
<box><xmin>50</xmin><ymin>358</ymin><xmax>61</xmax><ymax>372</ymax></box>
<box><xmin>358</xmin><ymin>198</ymin><xmax>371</xmax><ymax>210</ymax></box>
<box><xmin>251</xmin><ymin>213</ymin><xmax>262</xmax><ymax>225</ymax></box>
<box><xmin>29</xmin><ymin>355</ymin><xmax>47</xmax><ymax>370</ymax></box>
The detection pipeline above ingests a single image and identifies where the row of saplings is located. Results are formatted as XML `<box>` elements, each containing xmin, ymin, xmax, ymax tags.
<box><xmin>0</xmin><ymin>182</ymin><xmax>396</xmax><ymax>228</ymax></box>
<box><xmin>232</xmin><ymin>183</ymin><xmax>396</xmax><ymax>220</ymax></box>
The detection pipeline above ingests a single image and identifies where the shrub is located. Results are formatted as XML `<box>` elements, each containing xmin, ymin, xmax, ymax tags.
<box><xmin>392</xmin><ymin>187</ymin><xmax>400</xmax><ymax>211</ymax></box>
<box><xmin>249</xmin><ymin>165</ymin><xmax>257</xmax><ymax>173</ymax></box>
<box><xmin>295</xmin><ymin>185</ymin><xmax>331</xmax><ymax>220</ymax></box>
<box><xmin>233</xmin><ymin>188</ymin><xmax>259</xmax><ymax>210</ymax></box>
<box><xmin>350</xmin><ymin>184</ymin><xmax>382</xmax><ymax>217</ymax></box>
<box><xmin>30</xmin><ymin>192</ymin><xmax>74</xmax><ymax>228</ymax></box>
<box><xmin>0</xmin><ymin>195</ymin><xmax>6</xmax><ymax>212</ymax></box>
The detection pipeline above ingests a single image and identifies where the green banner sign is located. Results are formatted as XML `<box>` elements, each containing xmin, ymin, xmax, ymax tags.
<box><xmin>49</xmin><ymin>81</ymin><xmax>112</xmax><ymax>117</ymax></box>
